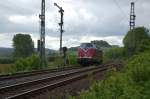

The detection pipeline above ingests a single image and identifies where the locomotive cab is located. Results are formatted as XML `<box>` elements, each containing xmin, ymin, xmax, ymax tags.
<box><xmin>77</xmin><ymin>43</ymin><xmax>102</xmax><ymax>65</ymax></box>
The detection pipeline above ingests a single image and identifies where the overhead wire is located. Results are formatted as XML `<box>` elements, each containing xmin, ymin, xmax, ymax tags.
<box><xmin>112</xmin><ymin>0</ymin><xmax>129</xmax><ymax>22</ymax></box>
<box><xmin>135</xmin><ymin>0</ymin><xmax>140</xmax><ymax>3</ymax></box>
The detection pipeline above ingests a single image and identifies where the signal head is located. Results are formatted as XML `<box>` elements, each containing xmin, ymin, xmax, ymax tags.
<box><xmin>54</xmin><ymin>3</ymin><xmax>57</xmax><ymax>6</ymax></box>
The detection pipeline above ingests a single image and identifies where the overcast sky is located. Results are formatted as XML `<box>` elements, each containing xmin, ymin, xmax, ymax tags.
<box><xmin>0</xmin><ymin>0</ymin><xmax>149</xmax><ymax>49</ymax></box>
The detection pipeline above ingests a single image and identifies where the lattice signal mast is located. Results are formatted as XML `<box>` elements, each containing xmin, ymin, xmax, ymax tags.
<box><xmin>54</xmin><ymin>3</ymin><xmax>64</xmax><ymax>54</ymax></box>
<box><xmin>39</xmin><ymin>0</ymin><xmax>46</xmax><ymax>66</ymax></box>
<box><xmin>130</xmin><ymin>2</ymin><xmax>136</xmax><ymax>30</ymax></box>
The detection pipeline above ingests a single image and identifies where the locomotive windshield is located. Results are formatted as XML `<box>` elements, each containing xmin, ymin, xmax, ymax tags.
<box><xmin>80</xmin><ymin>43</ymin><xmax>94</xmax><ymax>48</ymax></box>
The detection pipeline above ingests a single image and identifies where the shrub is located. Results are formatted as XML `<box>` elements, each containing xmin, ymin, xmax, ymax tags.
<box><xmin>7</xmin><ymin>54</ymin><xmax>47</xmax><ymax>73</ymax></box>
<box><xmin>104</xmin><ymin>47</ymin><xmax>127</xmax><ymax>61</ymax></box>
<box><xmin>125</xmin><ymin>51</ymin><xmax>150</xmax><ymax>83</ymax></box>
<box><xmin>69</xmin><ymin>51</ymin><xmax>150</xmax><ymax>99</ymax></box>
<box><xmin>69</xmin><ymin>73</ymin><xmax>142</xmax><ymax>99</ymax></box>
<box><xmin>136</xmin><ymin>39</ymin><xmax>150</xmax><ymax>54</ymax></box>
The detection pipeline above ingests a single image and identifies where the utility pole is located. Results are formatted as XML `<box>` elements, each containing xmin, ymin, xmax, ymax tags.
<box><xmin>130</xmin><ymin>2</ymin><xmax>136</xmax><ymax>30</ymax></box>
<box><xmin>54</xmin><ymin>3</ymin><xmax>64</xmax><ymax>55</ymax></box>
<box><xmin>39</xmin><ymin>0</ymin><xmax>46</xmax><ymax>67</ymax></box>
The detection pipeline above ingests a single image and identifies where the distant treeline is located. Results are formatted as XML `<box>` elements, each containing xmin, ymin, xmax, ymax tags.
<box><xmin>69</xmin><ymin>40</ymin><xmax>115</xmax><ymax>51</ymax></box>
<box><xmin>0</xmin><ymin>58</ymin><xmax>14</xmax><ymax>64</ymax></box>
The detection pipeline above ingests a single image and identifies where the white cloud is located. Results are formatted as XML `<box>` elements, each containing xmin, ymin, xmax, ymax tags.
<box><xmin>0</xmin><ymin>33</ymin><xmax>13</xmax><ymax>47</ymax></box>
<box><xmin>9</xmin><ymin>15</ymin><xmax>38</xmax><ymax>25</ymax></box>
<box><xmin>0</xmin><ymin>33</ymin><xmax>124</xmax><ymax>49</ymax></box>
<box><xmin>0</xmin><ymin>0</ymin><xmax>150</xmax><ymax>49</ymax></box>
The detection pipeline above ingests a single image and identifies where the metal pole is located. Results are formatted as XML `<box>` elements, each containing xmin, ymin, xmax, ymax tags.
<box><xmin>54</xmin><ymin>3</ymin><xmax>64</xmax><ymax>55</ymax></box>
<box><xmin>60</xmin><ymin>8</ymin><xmax>64</xmax><ymax>54</ymax></box>
<box><xmin>129</xmin><ymin>2</ymin><xmax>136</xmax><ymax>56</ymax></box>
<box><xmin>130</xmin><ymin>2</ymin><xmax>136</xmax><ymax>30</ymax></box>
<box><xmin>39</xmin><ymin>0</ymin><xmax>46</xmax><ymax>67</ymax></box>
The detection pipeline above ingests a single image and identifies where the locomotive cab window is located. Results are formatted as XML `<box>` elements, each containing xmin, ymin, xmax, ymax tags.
<box><xmin>80</xmin><ymin>43</ymin><xmax>94</xmax><ymax>48</ymax></box>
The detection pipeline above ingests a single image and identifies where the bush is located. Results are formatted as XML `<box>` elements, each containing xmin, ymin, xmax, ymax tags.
<box><xmin>125</xmin><ymin>51</ymin><xmax>150</xmax><ymax>83</ymax></box>
<box><xmin>104</xmin><ymin>47</ymin><xmax>127</xmax><ymax>61</ymax></box>
<box><xmin>48</xmin><ymin>51</ymin><xmax>79</xmax><ymax>67</ymax></box>
<box><xmin>7</xmin><ymin>55</ymin><xmax>47</xmax><ymax>73</ymax></box>
<box><xmin>69</xmin><ymin>51</ymin><xmax>150</xmax><ymax>99</ymax></box>
<box><xmin>70</xmin><ymin>73</ymin><xmax>142</xmax><ymax>99</ymax></box>
<box><xmin>136</xmin><ymin>39</ymin><xmax>150</xmax><ymax>54</ymax></box>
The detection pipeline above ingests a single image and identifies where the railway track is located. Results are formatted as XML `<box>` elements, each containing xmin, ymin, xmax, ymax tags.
<box><xmin>0</xmin><ymin>63</ymin><xmax>116</xmax><ymax>99</ymax></box>
<box><xmin>0</xmin><ymin>66</ymin><xmax>81</xmax><ymax>81</ymax></box>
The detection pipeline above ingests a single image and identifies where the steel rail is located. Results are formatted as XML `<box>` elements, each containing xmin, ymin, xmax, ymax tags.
<box><xmin>5</xmin><ymin>66</ymin><xmax>109</xmax><ymax>99</ymax></box>
<box><xmin>0</xmin><ymin>63</ymin><xmax>114</xmax><ymax>99</ymax></box>
<box><xmin>0</xmin><ymin>66</ymin><xmax>96</xmax><ymax>93</ymax></box>
<box><xmin>0</xmin><ymin>66</ymin><xmax>81</xmax><ymax>81</ymax></box>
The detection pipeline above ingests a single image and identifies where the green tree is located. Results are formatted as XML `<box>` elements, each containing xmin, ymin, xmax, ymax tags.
<box><xmin>123</xmin><ymin>27</ymin><xmax>150</xmax><ymax>56</ymax></box>
<box><xmin>136</xmin><ymin>39</ymin><xmax>150</xmax><ymax>53</ymax></box>
<box><xmin>13</xmin><ymin>34</ymin><xmax>34</xmax><ymax>59</ymax></box>
<box><xmin>91</xmin><ymin>40</ymin><xmax>111</xmax><ymax>49</ymax></box>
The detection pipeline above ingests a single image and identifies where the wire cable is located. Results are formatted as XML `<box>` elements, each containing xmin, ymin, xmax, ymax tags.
<box><xmin>112</xmin><ymin>0</ymin><xmax>129</xmax><ymax>22</ymax></box>
<box><xmin>135</xmin><ymin>0</ymin><xmax>139</xmax><ymax>3</ymax></box>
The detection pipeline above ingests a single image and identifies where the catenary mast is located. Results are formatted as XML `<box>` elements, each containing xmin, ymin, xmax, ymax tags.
<box><xmin>39</xmin><ymin>0</ymin><xmax>46</xmax><ymax>66</ymax></box>
<box><xmin>130</xmin><ymin>2</ymin><xmax>136</xmax><ymax>30</ymax></box>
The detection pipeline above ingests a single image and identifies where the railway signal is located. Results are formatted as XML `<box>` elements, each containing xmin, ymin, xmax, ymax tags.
<box><xmin>54</xmin><ymin>3</ymin><xmax>64</xmax><ymax>55</ymax></box>
<box><xmin>62</xmin><ymin>47</ymin><xmax>68</xmax><ymax>66</ymax></box>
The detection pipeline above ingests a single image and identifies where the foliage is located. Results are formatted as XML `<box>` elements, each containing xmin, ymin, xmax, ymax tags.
<box><xmin>103</xmin><ymin>47</ymin><xmax>127</xmax><ymax>61</ymax></box>
<box><xmin>0</xmin><ymin>58</ymin><xmax>14</xmax><ymax>64</ymax></box>
<box><xmin>48</xmin><ymin>50</ymin><xmax>78</xmax><ymax>67</ymax></box>
<box><xmin>13</xmin><ymin>34</ymin><xmax>34</xmax><ymax>59</ymax></box>
<box><xmin>91</xmin><ymin>40</ymin><xmax>111</xmax><ymax>49</ymax></box>
<box><xmin>125</xmin><ymin>51</ymin><xmax>150</xmax><ymax>83</ymax></box>
<box><xmin>69</xmin><ymin>51</ymin><xmax>150</xmax><ymax>99</ymax></box>
<box><xmin>6</xmin><ymin>55</ymin><xmax>46</xmax><ymax>73</ymax></box>
<box><xmin>47</xmin><ymin>52</ymin><xmax>64</xmax><ymax>68</ymax></box>
<box><xmin>123</xmin><ymin>27</ymin><xmax>150</xmax><ymax>56</ymax></box>
<box><xmin>136</xmin><ymin>39</ymin><xmax>150</xmax><ymax>54</ymax></box>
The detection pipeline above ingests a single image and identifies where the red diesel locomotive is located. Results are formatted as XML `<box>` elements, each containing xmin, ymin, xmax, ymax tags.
<box><xmin>77</xmin><ymin>43</ymin><xmax>103</xmax><ymax>65</ymax></box>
